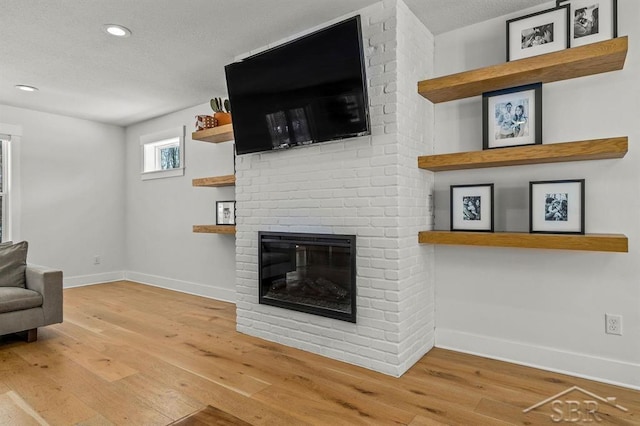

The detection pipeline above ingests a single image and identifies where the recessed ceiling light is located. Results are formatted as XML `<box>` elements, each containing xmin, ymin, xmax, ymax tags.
<box><xmin>15</xmin><ymin>85</ymin><xmax>38</xmax><ymax>92</ymax></box>
<box><xmin>103</xmin><ymin>24</ymin><xmax>131</xmax><ymax>38</ymax></box>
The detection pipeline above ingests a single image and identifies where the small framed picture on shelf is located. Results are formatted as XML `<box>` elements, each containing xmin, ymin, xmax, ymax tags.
<box><xmin>529</xmin><ymin>179</ymin><xmax>585</xmax><ymax>234</ymax></box>
<box><xmin>216</xmin><ymin>201</ymin><xmax>236</xmax><ymax>225</ymax></box>
<box><xmin>557</xmin><ymin>0</ymin><xmax>617</xmax><ymax>47</ymax></box>
<box><xmin>507</xmin><ymin>5</ymin><xmax>570</xmax><ymax>61</ymax></box>
<box><xmin>450</xmin><ymin>184</ymin><xmax>494</xmax><ymax>232</ymax></box>
<box><xmin>483</xmin><ymin>83</ymin><xmax>542</xmax><ymax>150</ymax></box>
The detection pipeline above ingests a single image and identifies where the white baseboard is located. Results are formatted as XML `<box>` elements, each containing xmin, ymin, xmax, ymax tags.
<box><xmin>436</xmin><ymin>328</ymin><xmax>640</xmax><ymax>390</ymax></box>
<box><xmin>64</xmin><ymin>271</ymin><xmax>125</xmax><ymax>288</ymax></box>
<box><xmin>124</xmin><ymin>271</ymin><xmax>236</xmax><ymax>303</ymax></box>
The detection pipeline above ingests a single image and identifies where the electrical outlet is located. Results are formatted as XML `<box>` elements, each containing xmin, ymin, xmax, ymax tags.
<box><xmin>605</xmin><ymin>314</ymin><xmax>622</xmax><ymax>336</ymax></box>
<box><xmin>93</xmin><ymin>255</ymin><xmax>101</xmax><ymax>265</ymax></box>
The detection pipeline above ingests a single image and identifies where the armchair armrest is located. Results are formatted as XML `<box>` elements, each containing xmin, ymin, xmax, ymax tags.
<box><xmin>25</xmin><ymin>264</ymin><xmax>63</xmax><ymax>325</ymax></box>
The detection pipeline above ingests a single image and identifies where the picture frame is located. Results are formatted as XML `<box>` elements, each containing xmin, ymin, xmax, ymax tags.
<box><xmin>557</xmin><ymin>0</ymin><xmax>617</xmax><ymax>48</ymax></box>
<box><xmin>529</xmin><ymin>180</ymin><xmax>585</xmax><ymax>234</ymax></box>
<box><xmin>507</xmin><ymin>5</ymin><xmax>570</xmax><ymax>61</ymax></box>
<box><xmin>216</xmin><ymin>200</ymin><xmax>236</xmax><ymax>225</ymax></box>
<box><xmin>483</xmin><ymin>83</ymin><xmax>542</xmax><ymax>150</ymax></box>
<box><xmin>450</xmin><ymin>184</ymin><xmax>494</xmax><ymax>232</ymax></box>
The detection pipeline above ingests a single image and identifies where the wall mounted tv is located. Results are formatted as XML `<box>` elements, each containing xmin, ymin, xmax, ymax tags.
<box><xmin>225</xmin><ymin>16</ymin><xmax>370</xmax><ymax>155</ymax></box>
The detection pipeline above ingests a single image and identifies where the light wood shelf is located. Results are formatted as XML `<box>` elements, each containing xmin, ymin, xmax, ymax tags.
<box><xmin>191</xmin><ymin>126</ymin><xmax>235</xmax><ymax>234</ymax></box>
<box><xmin>418</xmin><ymin>231</ymin><xmax>628</xmax><ymax>253</ymax></box>
<box><xmin>418</xmin><ymin>137</ymin><xmax>627</xmax><ymax>171</ymax></box>
<box><xmin>192</xmin><ymin>174</ymin><xmax>236</xmax><ymax>187</ymax></box>
<box><xmin>418</xmin><ymin>37</ymin><xmax>628</xmax><ymax>103</ymax></box>
<box><xmin>193</xmin><ymin>225</ymin><xmax>236</xmax><ymax>234</ymax></box>
<box><xmin>191</xmin><ymin>124</ymin><xmax>234</xmax><ymax>143</ymax></box>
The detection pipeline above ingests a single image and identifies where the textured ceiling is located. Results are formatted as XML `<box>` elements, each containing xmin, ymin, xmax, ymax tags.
<box><xmin>0</xmin><ymin>0</ymin><xmax>550</xmax><ymax>127</ymax></box>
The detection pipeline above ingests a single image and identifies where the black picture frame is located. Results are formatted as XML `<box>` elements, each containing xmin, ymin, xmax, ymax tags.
<box><xmin>450</xmin><ymin>184</ymin><xmax>494</xmax><ymax>232</ymax></box>
<box><xmin>529</xmin><ymin>179</ymin><xmax>585</xmax><ymax>234</ymax></box>
<box><xmin>216</xmin><ymin>200</ymin><xmax>236</xmax><ymax>225</ymax></box>
<box><xmin>557</xmin><ymin>0</ymin><xmax>617</xmax><ymax>47</ymax></box>
<box><xmin>483</xmin><ymin>83</ymin><xmax>542</xmax><ymax>150</ymax></box>
<box><xmin>507</xmin><ymin>5</ymin><xmax>570</xmax><ymax>61</ymax></box>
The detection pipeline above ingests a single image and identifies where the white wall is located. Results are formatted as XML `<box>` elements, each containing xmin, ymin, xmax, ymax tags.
<box><xmin>395</xmin><ymin>0</ymin><xmax>435</xmax><ymax>374</ymax></box>
<box><xmin>0</xmin><ymin>104</ymin><xmax>126</xmax><ymax>286</ymax></box>
<box><xmin>124</xmin><ymin>103</ymin><xmax>236</xmax><ymax>301</ymax></box>
<box><xmin>0</xmin><ymin>101</ymin><xmax>237</xmax><ymax>297</ymax></box>
<box><xmin>433</xmin><ymin>1</ymin><xmax>640</xmax><ymax>388</ymax></box>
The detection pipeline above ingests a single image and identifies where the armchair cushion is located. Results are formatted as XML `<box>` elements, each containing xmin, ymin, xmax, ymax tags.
<box><xmin>0</xmin><ymin>241</ymin><xmax>28</xmax><ymax>288</ymax></box>
<box><xmin>0</xmin><ymin>287</ymin><xmax>43</xmax><ymax>313</ymax></box>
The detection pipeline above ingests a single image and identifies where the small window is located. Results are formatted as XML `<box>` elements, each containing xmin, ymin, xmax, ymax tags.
<box><xmin>140</xmin><ymin>126</ymin><xmax>185</xmax><ymax>180</ymax></box>
<box><xmin>0</xmin><ymin>138</ymin><xmax>9</xmax><ymax>242</ymax></box>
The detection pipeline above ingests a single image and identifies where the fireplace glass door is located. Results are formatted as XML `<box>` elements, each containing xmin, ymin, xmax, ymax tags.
<box><xmin>259</xmin><ymin>232</ymin><xmax>356</xmax><ymax>322</ymax></box>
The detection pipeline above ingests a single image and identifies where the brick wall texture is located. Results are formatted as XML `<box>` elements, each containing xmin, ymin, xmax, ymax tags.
<box><xmin>234</xmin><ymin>0</ymin><xmax>434</xmax><ymax>377</ymax></box>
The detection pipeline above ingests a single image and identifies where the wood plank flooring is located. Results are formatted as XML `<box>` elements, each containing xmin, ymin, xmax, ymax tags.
<box><xmin>0</xmin><ymin>281</ymin><xmax>638</xmax><ymax>425</ymax></box>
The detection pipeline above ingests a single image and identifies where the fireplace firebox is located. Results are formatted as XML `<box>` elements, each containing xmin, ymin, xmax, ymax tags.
<box><xmin>258</xmin><ymin>232</ymin><xmax>356</xmax><ymax>322</ymax></box>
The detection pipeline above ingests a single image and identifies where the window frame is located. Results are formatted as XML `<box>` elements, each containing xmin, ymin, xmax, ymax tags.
<box><xmin>0</xmin><ymin>123</ymin><xmax>21</xmax><ymax>243</ymax></box>
<box><xmin>140</xmin><ymin>126</ymin><xmax>185</xmax><ymax>181</ymax></box>
<box><xmin>0</xmin><ymin>138</ymin><xmax>9</xmax><ymax>242</ymax></box>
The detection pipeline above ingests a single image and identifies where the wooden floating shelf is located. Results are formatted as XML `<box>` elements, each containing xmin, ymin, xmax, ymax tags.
<box><xmin>193</xmin><ymin>225</ymin><xmax>236</xmax><ymax>235</ymax></box>
<box><xmin>192</xmin><ymin>174</ymin><xmax>236</xmax><ymax>187</ymax></box>
<box><xmin>191</xmin><ymin>124</ymin><xmax>234</xmax><ymax>143</ymax></box>
<box><xmin>418</xmin><ymin>231</ymin><xmax>628</xmax><ymax>253</ymax></box>
<box><xmin>418</xmin><ymin>137</ymin><xmax>627</xmax><ymax>171</ymax></box>
<box><xmin>418</xmin><ymin>37</ymin><xmax>628</xmax><ymax>103</ymax></box>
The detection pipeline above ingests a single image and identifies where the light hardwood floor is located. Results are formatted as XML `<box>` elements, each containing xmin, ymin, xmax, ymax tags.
<box><xmin>0</xmin><ymin>281</ymin><xmax>638</xmax><ymax>425</ymax></box>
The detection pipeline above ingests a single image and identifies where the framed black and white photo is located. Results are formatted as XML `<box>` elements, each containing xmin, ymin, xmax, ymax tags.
<box><xmin>507</xmin><ymin>5</ymin><xmax>570</xmax><ymax>61</ymax></box>
<box><xmin>557</xmin><ymin>0</ymin><xmax>617</xmax><ymax>47</ymax></box>
<box><xmin>216</xmin><ymin>201</ymin><xmax>236</xmax><ymax>225</ymax></box>
<box><xmin>483</xmin><ymin>83</ymin><xmax>542</xmax><ymax>150</ymax></box>
<box><xmin>450</xmin><ymin>184</ymin><xmax>494</xmax><ymax>232</ymax></box>
<box><xmin>529</xmin><ymin>180</ymin><xmax>585</xmax><ymax>234</ymax></box>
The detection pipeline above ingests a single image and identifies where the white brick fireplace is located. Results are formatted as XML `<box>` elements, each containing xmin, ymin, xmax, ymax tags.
<box><xmin>235</xmin><ymin>0</ymin><xmax>435</xmax><ymax>377</ymax></box>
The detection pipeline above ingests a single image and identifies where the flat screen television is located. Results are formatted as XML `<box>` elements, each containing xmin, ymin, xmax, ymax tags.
<box><xmin>225</xmin><ymin>16</ymin><xmax>370</xmax><ymax>155</ymax></box>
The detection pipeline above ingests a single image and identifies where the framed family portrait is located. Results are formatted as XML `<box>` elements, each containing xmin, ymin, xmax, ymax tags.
<box><xmin>450</xmin><ymin>184</ymin><xmax>494</xmax><ymax>232</ymax></box>
<box><xmin>216</xmin><ymin>201</ymin><xmax>236</xmax><ymax>225</ymax></box>
<box><xmin>529</xmin><ymin>180</ymin><xmax>585</xmax><ymax>234</ymax></box>
<box><xmin>483</xmin><ymin>83</ymin><xmax>542</xmax><ymax>150</ymax></box>
<box><xmin>507</xmin><ymin>5</ymin><xmax>570</xmax><ymax>61</ymax></box>
<box><xmin>557</xmin><ymin>0</ymin><xmax>617</xmax><ymax>47</ymax></box>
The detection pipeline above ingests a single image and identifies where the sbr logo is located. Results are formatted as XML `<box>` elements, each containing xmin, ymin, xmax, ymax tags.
<box><xmin>523</xmin><ymin>386</ymin><xmax>628</xmax><ymax>423</ymax></box>
<box><xmin>550</xmin><ymin>399</ymin><xmax>601</xmax><ymax>423</ymax></box>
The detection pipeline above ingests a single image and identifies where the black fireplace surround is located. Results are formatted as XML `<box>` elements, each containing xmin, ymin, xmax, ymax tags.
<box><xmin>258</xmin><ymin>232</ymin><xmax>356</xmax><ymax>322</ymax></box>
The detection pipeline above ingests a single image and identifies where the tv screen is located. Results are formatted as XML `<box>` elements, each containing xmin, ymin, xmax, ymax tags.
<box><xmin>225</xmin><ymin>16</ymin><xmax>370</xmax><ymax>155</ymax></box>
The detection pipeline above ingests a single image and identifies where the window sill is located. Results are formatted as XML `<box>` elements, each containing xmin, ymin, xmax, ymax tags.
<box><xmin>141</xmin><ymin>168</ymin><xmax>184</xmax><ymax>181</ymax></box>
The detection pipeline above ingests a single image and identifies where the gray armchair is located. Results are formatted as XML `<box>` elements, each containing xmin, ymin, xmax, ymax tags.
<box><xmin>0</xmin><ymin>265</ymin><xmax>63</xmax><ymax>342</ymax></box>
